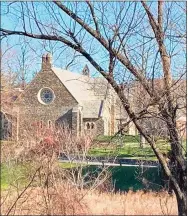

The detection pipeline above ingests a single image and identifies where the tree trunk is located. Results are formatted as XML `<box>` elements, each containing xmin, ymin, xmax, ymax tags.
<box><xmin>140</xmin><ymin>134</ymin><xmax>146</xmax><ymax>148</ymax></box>
<box><xmin>175</xmin><ymin>189</ymin><xmax>187</xmax><ymax>216</ymax></box>
<box><xmin>172</xmin><ymin>161</ymin><xmax>187</xmax><ymax>216</ymax></box>
<box><xmin>166</xmin><ymin>118</ymin><xmax>187</xmax><ymax>216</ymax></box>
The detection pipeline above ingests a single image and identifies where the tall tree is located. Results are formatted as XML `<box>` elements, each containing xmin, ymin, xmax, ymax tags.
<box><xmin>1</xmin><ymin>1</ymin><xmax>186</xmax><ymax>215</ymax></box>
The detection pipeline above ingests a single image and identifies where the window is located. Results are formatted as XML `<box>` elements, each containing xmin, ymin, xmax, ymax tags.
<box><xmin>85</xmin><ymin>122</ymin><xmax>95</xmax><ymax>130</ymax></box>
<box><xmin>91</xmin><ymin>122</ymin><xmax>95</xmax><ymax>129</ymax></box>
<box><xmin>48</xmin><ymin>120</ymin><xmax>52</xmax><ymax>129</ymax></box>
<box><xmin>38</xmin><ymin>87</ymin><xmax>55</xmax><ymax>105</ymax></box>
<box><xmin>86</xmin><ymin>122</ymin><xmax>90</xmax><ymax>130</ymax></box>
<box><xmin>41</xmin><ymin>88</ymin><xmax>54</xmax><ymax>104</ymax></box>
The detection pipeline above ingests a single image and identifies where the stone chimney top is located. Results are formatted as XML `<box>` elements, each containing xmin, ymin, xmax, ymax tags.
<box><xmin>42</xmin><ymin>53</ymin><xmax>52</xmax><ymax>70</ymax></box>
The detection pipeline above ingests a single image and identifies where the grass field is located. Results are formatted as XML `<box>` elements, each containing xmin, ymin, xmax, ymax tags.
<box><xmin>89</xmin><ymin>145</ymin><xmax>158</xmax><ymax>160</ymax></box>
<box><xmin>59</xmin><ymin>162</ymin><xmax>82</xmax><ymax>169</ymax></box>
<box><xmin>94</xmin><ymin>134</ymin><xmax>141</xmax><ymax>143</ymax></box>
<box><xmin>91</xmin><ymin>135</ymin><xmax>186</xmax><ymax>160</ymax></box>
<box><xmin>1</xmin><ymin>161</ymin><xmax>82</xmax><ymax>190</ymax></box>
<box><xmin>1</xmin><ymin>187</ymin><xmax>178</xmax><ymax>215</ymax></box>
<box><xmin>1</xmin><ymin>162</ymin><xmax>31</xmax><ymax>190</ymax></box>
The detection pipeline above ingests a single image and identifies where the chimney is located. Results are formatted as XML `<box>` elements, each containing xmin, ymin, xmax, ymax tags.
<box><xmin>42</xmin><ymin>53</ymin><xmax>52</xmax><ymax>70</ymax></box>
<box><xmin>42</xmin><ymin>54</ymin><xmax>46</xmax><ymax>69</ymax></box>
<box><xmin>82</xmin><ymin>64</ymin><xmax>90</xmax><ymax>76</ymax></box>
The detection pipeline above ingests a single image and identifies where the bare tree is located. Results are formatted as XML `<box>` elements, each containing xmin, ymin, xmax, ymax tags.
<box><xmin>1</xmin><ymin>123</ymin><xmax>113</xmax><ymax>215</ymax></box>
<box><xmin>1</xmin><ymin>1</ymin><xmax>186</xmax><ymax>215</ymax></box>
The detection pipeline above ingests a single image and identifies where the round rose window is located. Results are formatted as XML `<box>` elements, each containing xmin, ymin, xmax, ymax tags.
<box><xmin>38</xmin><ymin>88</ymin><xmax>55</xmax><ymax>105</ymax></box>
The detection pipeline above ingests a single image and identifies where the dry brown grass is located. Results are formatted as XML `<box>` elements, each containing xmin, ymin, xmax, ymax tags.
<box><xmin>1</xmin><ymin>131</ymin><xmax>178</xmax><ymax>215</ymax></box>
<box><xmin>1</xmin><ymin>185</ymin><xmax>88</xmax><ymax>215</ymax></box>
<box><xmin>2</xmin><ymin>187</ymin><xmax>177</xmax><ymax>215</ymax></box>
<box><xmin>85</xmin><ymin>190</ymin><xmax>177</xmax><ymax>215</ymax></box>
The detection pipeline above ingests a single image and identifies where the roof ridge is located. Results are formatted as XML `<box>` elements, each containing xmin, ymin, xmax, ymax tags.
<box><xmin>52</xmin><ymin>67</ymin><xmax>93</xmax><ymax>79</ymax></box>
<box><xmin>51</xmin><ymin>67</ymin><xmax>98</xmax><ymax>103</ymax></box>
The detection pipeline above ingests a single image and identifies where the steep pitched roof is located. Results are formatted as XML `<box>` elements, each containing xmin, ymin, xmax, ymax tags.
<box><xmin>52</xmin><ymin>67</ymin><xmax>109</xmax><ymax>118</ymax></box>
<box><xmin>52</xmin><ymin>67</ymin><xmax>108</xmax><ymax>102</ymax></box>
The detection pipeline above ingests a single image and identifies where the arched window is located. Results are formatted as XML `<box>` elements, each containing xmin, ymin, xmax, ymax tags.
<box><xmin>85</xmin><ymin>122</ymin><xmax>95</xmax><ymax>130</ymax></box>
<box><xmin>86</xmin><ymin>122</ymin><xmax>90</xmax><ymax>130</ymax></box>
<box><xmin>91</xmin><ymin>122</ymin><xmax>95</xmax><ymax>129</ymax></box>
<box><xmin>48</xmin><ymin>120</ymin><xmax>52</xmax><ymax>129</ymax></box>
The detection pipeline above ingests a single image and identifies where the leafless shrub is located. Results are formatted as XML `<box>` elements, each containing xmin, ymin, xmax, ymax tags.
<box><xmin>1</xmin><ymin>126</ymin><xmax>112</xmax><ymax>215</ymax></box>
<box><xmin>1</xmin><ymin>188</ymin><xmax>178</xmax><ymax>215</ymax></box>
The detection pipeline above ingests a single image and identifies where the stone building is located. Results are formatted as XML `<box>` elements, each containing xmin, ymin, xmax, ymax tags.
<box><xmin>4</xmin><ymin>53</ymin><xmax>185</xmax><ymax>141</ymax></box>
<box><xmin>13</xmin><ymin>53</ymin><xmax>134</xmax><ymax>140</ymax></box>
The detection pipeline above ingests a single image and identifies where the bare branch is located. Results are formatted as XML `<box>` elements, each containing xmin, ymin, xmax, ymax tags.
<box><xmin>86</xmin><ymin>1</ymin><xmax>100</xmax><ymax>33</ymax></box>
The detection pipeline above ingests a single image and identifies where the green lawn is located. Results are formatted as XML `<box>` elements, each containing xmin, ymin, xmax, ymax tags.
<box><xmin>94</xmin><ymin>134</ymin><xmax>140</xmax><ymax>143</ymax></box>
<box><xmin>1</xmin><ymin>161</ymin><xmax>85</xmax><ymax>190</ymax></box>
<box><xmin>59</xmin><ymin>162</ymin><xmax>85</xmax><ymax>169</ymax></box>
<box><xmin>89</xmin><ymin>144</ymin><xmax>158</xmax><ymax>160</ymax></box>
<box><xmin>91</xmin><ymin>135</ymin><xmax>186</xmax><ymax>160</ymax></box>
<box><xmin>1</xmin><ymin>162</ymin><xmax>31</xmax><ymax>190</ymax></box>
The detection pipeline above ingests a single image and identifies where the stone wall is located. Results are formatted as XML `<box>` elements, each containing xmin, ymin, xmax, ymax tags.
<box><xmin>56</xmin><ymin>109</ymin><xmax>72</xmax><ymax>129</ymax></box>
<box><xmin>14</xmin><ymin>60</ymin><xmax>78</xmax><ymax>140</ymax></box>
<box><xmin>83</xmin><ymin>118</ymin><xmax>104</xmax><ymax>136</ymax></box>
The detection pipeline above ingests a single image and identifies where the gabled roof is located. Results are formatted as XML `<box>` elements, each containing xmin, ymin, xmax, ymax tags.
<box><xmin>52</xmin><ymin>67</ymin><xmax>109</xmax><ymax>118</ymax></box>
<box><xmin>53</xmin><ymin>67</ymin><xmax>96</xmax><ymax>102</ymax></box>
<box><xmin>52</xmin><ymin>67</ymin><xmax>108</xmax><ymax>102</ymax></box>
